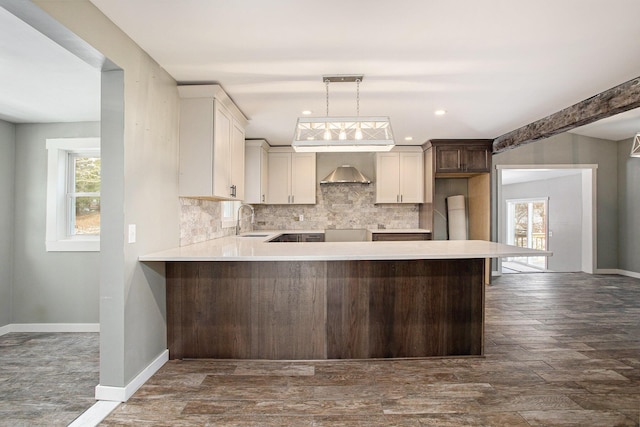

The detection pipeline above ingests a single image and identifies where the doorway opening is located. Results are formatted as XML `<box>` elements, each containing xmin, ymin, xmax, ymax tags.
<box><xmin>496</xmin><ymin>165</ymin><xmax>597</xmax><ymax>274</ymax></box>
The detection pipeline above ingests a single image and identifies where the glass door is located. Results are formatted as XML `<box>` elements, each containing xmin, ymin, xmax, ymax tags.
<box><xmin>506</xmin><ymin>198</ymin><xmax>548</xmax><ymax>270</ymax></box>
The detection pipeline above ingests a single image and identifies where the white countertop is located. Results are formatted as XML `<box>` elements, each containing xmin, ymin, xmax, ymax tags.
<box><xmin>139</xmin><ymin>231</ymin><xmax>551</xmax><ymax>262</ymax></box>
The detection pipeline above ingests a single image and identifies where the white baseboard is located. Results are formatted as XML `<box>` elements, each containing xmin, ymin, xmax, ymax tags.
<box><xmin>596</xmin><ymin>268</ymin><xmax>640</xmax><ymax>279</ymax></box>
<box><xmin>69</xmin><ymin>400</ymin><xmax>120</xmax><ymax>427</ymax></box>
<box><xmin>0</xmin><ymin>323</ymin><xmax>99</xmax><ymax>336</ymax></box>
<box><xmin>95</xmin><ymin>349</ymin><xmax>169</xmax><ymax>402</ymax></box>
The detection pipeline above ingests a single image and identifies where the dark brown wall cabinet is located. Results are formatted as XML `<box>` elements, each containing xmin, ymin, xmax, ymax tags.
<box><xmin>430</xmin><ymin>139</ymin><xmax>492</xmax><ymax>176</ymax></box>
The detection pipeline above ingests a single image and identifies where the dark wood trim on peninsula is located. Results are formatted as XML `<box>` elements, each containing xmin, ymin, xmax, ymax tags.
<box><xmin>166</xmin><ymin>259</ymin><xmax>484</xmax><ymax>360</ymax></box>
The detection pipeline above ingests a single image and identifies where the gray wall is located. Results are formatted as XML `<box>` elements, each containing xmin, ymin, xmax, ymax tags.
<box><xmin>493</xmin><ymin>132</ymin><xmax>618</xmax><ymax>269</ymax></box>
<box><xmin>502</xmin><ymin>173</ymin><xmax>583</xmax><ymax>272</ymax></box>
<box><xmin>12</xmin><ymin>122</ymin><xmax>100</xmax><ymax>323</ymax></box>
<box><xmin>34</xmin><ymin>0</ymin><xmax>181</xmax><ymax>388</ymax></box>
<box><xmin>617</xmin><ymin>138</ymin><xmax>640</xmax><ymax>273</ymax></box>
<box><xmin>0</xmin><ymin>119</ymin><xmax>15</xmax><ymax>328</ymax></box>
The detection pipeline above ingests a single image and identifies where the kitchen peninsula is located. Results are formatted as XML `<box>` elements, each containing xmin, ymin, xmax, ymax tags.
<box><xmin>140</xmin><ymin>233</ymin><xmax>549</xmax><ymax>360</ymax></box>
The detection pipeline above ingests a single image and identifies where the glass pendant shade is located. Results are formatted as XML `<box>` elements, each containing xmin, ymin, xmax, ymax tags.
<box><xmin>293</xmin><ymin>116</ymin><xmax>395</xmax><ymax>152</ymax></box>
<box><xmin>631</xmin><ymin>133</ymin><xmax>640</xmax><ymax>158</ymax></box>
<box><xmin>292</xmin><ymin>75</ymin><xmax>395</xmax><ymax>152</ymax></box>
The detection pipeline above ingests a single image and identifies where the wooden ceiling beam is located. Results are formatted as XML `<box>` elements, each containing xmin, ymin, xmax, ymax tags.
<box><xmin>493</xmin><ymin>76</ymin><xmax>640</xmax><ymax>153</ymax></box>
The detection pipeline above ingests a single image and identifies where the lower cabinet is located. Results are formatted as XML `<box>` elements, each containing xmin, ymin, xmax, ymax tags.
<box><xmin>371</xmin><ymin>232</ymin><xmax>432</xmax><ymax>241</ymax></box>
<box><xmin>269</xmin><ymin>233</ymin><xmax>324</xmax><ymax>242</ymax></box>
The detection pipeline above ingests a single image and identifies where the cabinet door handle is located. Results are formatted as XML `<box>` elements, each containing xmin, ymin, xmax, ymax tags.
<box><xmin>401</xmin><ymin>194</ymin><xmax>403</xmax><ymax>203</ymax></box>
<box><xmin>230</xmin><ymin>185</ymin><xmax>236</xmax><ymax>198</ymax></box>
<box><xmin>396</xmin><ymin>194</ymin><xmax>400</xmax><ymax>203</ymax></box>
<box><xmin>288</xmin><ymin>195</ymin><xmax>291</xmax><ymax>204</ymax></box>
<box><xmin>291</xmin><ymin>195</ymin><xmax>295</xmax><ymax>203</ymax></box>
<box><xmin>262</xmin><ymin>194</ymin><xmax>265</xmax><ymax>203</ymax></box>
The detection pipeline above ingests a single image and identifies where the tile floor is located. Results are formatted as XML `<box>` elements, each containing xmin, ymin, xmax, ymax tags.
<box><xmin>0</xmin><ymin>332</ymin><xmax>99</xmax><ymax>426</ymax></box>
<box><xmin>101</xmin><ymin>272</ymin><xmax>640</xmax><ymax>426</ymax></box>
<box><xmin>1</xmin><ymin>273</ymin><xmax>638</xmax><ymax>426</ymax></box>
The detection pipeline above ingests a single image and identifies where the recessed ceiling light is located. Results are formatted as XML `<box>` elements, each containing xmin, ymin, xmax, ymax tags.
<box><xmin>302</xmin><ymin>110</ymin><xmax>312</xmax><ymax>115</ymax></box>
<box><xmin>434</xmin><ymin>109</ymin><xmax>447</xmax><ymax>116</ymax></box>
<box><xmin>404</xmin><ymin>136</ymin><xmax>413</xmax><ymax>141</ymax></box>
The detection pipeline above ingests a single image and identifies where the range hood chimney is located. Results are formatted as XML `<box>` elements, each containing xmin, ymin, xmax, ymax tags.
<box><xmin>320</xmin><ymin>165</ymin><xmax>371</xmax><ymax>184</ymax></box>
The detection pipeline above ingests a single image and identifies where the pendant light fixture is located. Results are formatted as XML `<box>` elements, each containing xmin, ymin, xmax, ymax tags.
<box><xmin>292</xmin><ymin>75</ymin><xmax>395</xmax><ymax>152</ymax></box>
<box><xmin>631</xmin><ymin>132</ymin><xmax>640</xmax><ymax>158</ymax></box>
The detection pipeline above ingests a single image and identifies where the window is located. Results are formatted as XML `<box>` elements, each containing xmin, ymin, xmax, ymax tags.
<box><xmin>221</xmin><ymin>200</ymin><xmax>240</xmax><ymax>229</ymax></box>
<box><xmin>506</xmin><ymin>198</ymin><xmax>548</xmax><ymax>269</ymax></box>
<box><xmin>46</xmin><ymin>138</ymin><xmax>100</xmax><ymax>251</ymax></box>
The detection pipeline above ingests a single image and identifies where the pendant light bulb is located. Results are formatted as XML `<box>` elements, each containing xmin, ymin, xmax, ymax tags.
<box><xmin>339</xmin><ymin>124</ymin><xmax>347</xmax><ymax>140</ymax></box>
<box><xmin>355</xmin><ymin>123</ymin><xmax>363</xmax><ymax>140</ymax></box>
<box><xmin>324</xmin><ymin>123</ymin><xmax>331</xmax><ymax>140</ymax></box>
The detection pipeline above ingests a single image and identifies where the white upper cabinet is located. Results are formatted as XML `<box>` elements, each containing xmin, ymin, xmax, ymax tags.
<box><xmin>244</xmin><ymin>140</ymin><xmax>269</xmax><ymax>204</ymax></box>
<box><xmin>375</xmin><ymin>147</ymin><xmax>424</xmax><ymax>203</ymax></box>
<box><xmin>267</xmin><ymin>148</ymin><xmax>316</xmax><ymax>204</ymax></box>
<box><xmin>178</xmin><ymin>85</ymin><xmax>248</xmax><ymax>200</ymax></box>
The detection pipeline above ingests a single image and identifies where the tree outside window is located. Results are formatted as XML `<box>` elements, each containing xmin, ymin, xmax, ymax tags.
<box><xmin>46</xmin><ymin>137</ymin><xmax>100</xmax><ymax>252</ymax></box>
<box><xmin>69</xmin><ymin>153</ymin><xmax>100</xmax><ymax>236</ymax></box>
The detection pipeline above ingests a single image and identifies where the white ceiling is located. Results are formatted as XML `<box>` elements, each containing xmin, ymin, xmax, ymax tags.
<box><xmin>0</xmin><ymin>6</ymin><xmax>100</xmax><ymax>123</ymax></box>
<box><xmin>569</xmin><ymin>107</ymin><xmax>640</xmax><ymax>141</ymax></box>
<box><xmin>87</xmin><ymin>0</ymin><xmax>640</xmax><ymax>146</ymax></box>
<box><xmin>2</xmin><ymin>1</ymin><xmax>639</xmax><ymax>145</ymax></box>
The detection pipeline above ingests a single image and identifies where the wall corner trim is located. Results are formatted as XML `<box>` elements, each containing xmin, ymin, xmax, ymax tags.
<box><xmin>95</xmin><ymin>349</ymin><xmax>169</xmax><ymax>402</ymax></box>
<box><xmin>596</xmin><ymin>269</ymin><xmax>640</xmax><ymax>280</ymax></box>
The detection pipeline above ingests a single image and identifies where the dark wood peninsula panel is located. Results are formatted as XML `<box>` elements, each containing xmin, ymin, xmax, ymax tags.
<box><xmin>166</xmin><ymin>258</ymin><xmax>484</xmax><ymax>360</ymax></box>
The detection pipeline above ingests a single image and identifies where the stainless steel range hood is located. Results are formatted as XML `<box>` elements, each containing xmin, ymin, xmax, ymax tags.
<box><xmin>320</xmin><ymin>165</ymin><xmax>371</xmax><ymax>184</ymax></box>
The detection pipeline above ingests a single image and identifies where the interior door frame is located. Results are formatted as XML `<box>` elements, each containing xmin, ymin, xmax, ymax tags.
<box><xmin>496</xmin><ymin>164</ymin><xmax>598</xmax><ymax>274</ymax></box>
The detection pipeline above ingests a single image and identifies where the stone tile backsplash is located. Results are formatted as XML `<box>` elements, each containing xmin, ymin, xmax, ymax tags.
<box><xmin>180</xmin><ymin>184</ymin><xmax>419</xmax><ymax>246</ymax></box>
<box><xmin>179</xmin><ymin>198</ymin><xmax>235</xmax><ymax>246</ymax></box>
<box><xmin>253</xmin><ymin>184</ymin><xmax>419</xmax><ymax>231</ymax></box>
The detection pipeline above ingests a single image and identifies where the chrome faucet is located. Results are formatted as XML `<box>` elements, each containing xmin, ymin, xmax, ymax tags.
<box><xmin>236</xmin><ymin>203</ymin><xmax>255</xmax><ymax>235</ymax></box>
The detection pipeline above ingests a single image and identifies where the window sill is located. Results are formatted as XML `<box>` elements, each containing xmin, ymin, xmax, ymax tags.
<box><xmin>46</xmin><ymin>239</ymin><xmax>100</xmax><ymax>252</ymax></box>
<box><xmin>221</xmin><ymin>220</ymin><xmax>237</xmax><ymax>229</ymax></box>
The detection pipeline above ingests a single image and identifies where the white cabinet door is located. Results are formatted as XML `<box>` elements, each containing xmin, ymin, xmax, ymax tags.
<box><xmin>399</xmin><ymin>151</ymin><xmax>424</xmax><ymax>203</ymax></box>
<box><xmin>376</xmin><ymin>152</ymin><xmax>401</xmax><ymax>203</ymax></box>
<box><xmin>267</xmin><ymin>152</ymin><xmax>292</xmax><ymax>204</ymax></box>
<box><xmin>266</xmin><ymin>150</ymin><xmax>316</xmax><ymax>204</ymax></box>
<box><xmin>179</xmin><ymin>98</ymin><xmax>214</xmax><ymax>197</ymax></box>
<box><xmin>244</xmin><ymin>140</ymin><xmax>268</xmax><ymax>204</ymax></box>
<box><xmin>376</xmin><ymin>150</ymin><xmax>424</xmax><ymax>203</ymax></box>
<box><xmin>230</xmin><ymin>119</ymin><xmax>245</xmax><ymax>200</ymax></box>
<box><xmin>212</xmin><ymin>101</ymin><xmax>232</xmax><ymax>198</ymax></box>
<box><xmin>178</xmin><ymin>85</ymin><xmax>248</xmax><ymax>200</ymax></box>
<box><xmin>291</xmin><ymin>153</ymin><xmax>316</xmax><ymax>204</ymax></box>
<box><xmin>260</xmin><ymin>146</ymin><xmax>268</xmax><ymax>203</ymax></box>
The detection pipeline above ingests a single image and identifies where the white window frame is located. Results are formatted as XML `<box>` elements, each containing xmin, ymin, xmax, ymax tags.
<box><xmin>221</xmin><ymin>200</ymin><xmax>240</xmax><ymax>229</ymax></box>
<box><xmin>46</xmin><ymin>137</ymin><xmax>100</xmax><ymax>252</ymax></box>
